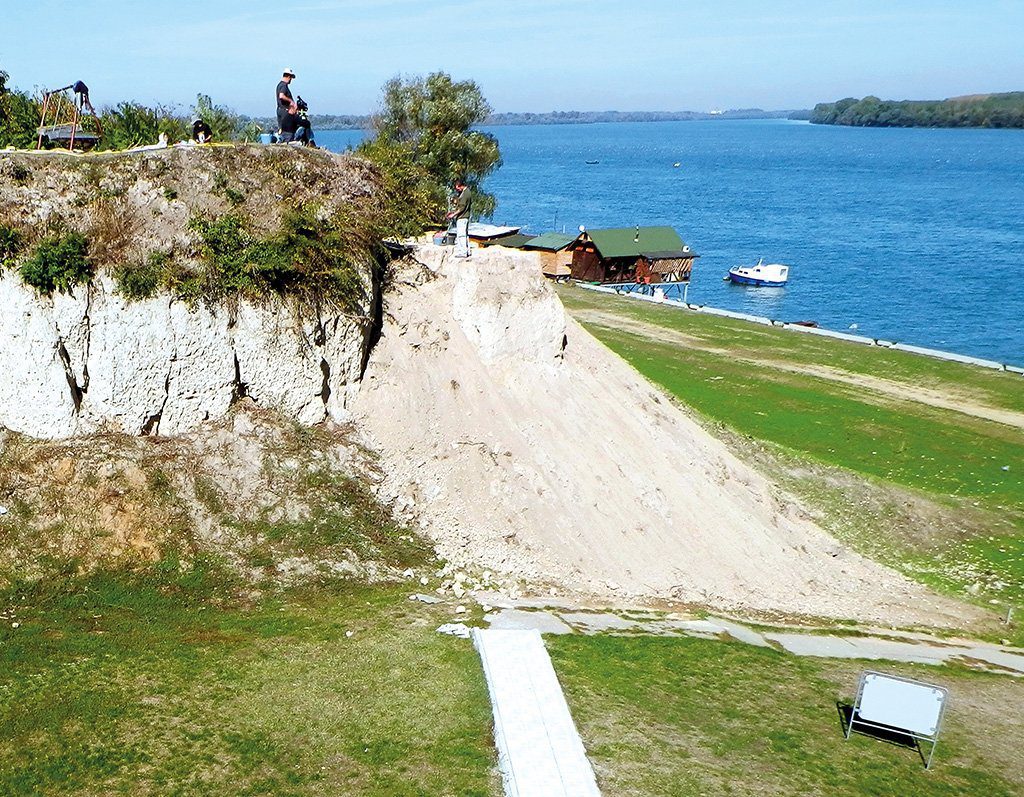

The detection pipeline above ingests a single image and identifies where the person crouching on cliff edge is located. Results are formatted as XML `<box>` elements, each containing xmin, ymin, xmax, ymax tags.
<box><xmin>446</xmin><ymin>179</ymin><xmax>472</xmax><ymax>258</ymax></box>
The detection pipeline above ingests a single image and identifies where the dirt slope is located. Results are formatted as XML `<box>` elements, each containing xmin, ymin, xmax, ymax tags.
<box><xmin>352</xmin><ymin>243</ymin><xmax>980</xmax><ymax>627</ymax></box>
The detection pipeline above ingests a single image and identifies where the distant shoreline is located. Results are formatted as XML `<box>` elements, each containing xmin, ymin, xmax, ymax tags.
<box><xmin>262</xmin><ymin>108</ymin><xmax>810</xmax><ymax>132</ymax></box>
<box><xmin>811</xmin><ymin>92</ymin><xmax>1024</xmax><ymax>129</ymax></box>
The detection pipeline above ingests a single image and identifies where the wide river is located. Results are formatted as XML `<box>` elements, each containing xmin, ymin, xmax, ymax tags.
<box><xmin>319</xmin><ymin>120</ymin><xmax>1024</xmax><ymax>365</ymax></box>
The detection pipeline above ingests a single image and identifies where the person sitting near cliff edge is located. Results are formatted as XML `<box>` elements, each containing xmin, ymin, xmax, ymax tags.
<box><xmin>192</xmin><ymin>118</ymin><xmax>213</xmax><ymax>143</ymax></box>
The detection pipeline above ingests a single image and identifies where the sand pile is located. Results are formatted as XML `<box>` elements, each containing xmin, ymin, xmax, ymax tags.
<box><xmin>351</xmin><ymin>243</ymin><xmax>977</xmax><ymax>627</ymax></box>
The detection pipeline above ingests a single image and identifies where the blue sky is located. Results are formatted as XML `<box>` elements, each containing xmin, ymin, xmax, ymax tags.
<box><xmin>2</xmin><ymin>1</ymin><xmax>1022</xmax><ymax>116</ymax></box>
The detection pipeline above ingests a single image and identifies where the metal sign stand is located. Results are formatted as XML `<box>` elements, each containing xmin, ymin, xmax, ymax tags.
<box><xmin>846</xmin><ymin>671</ymin><xmax>949</xmax><ymax>769</ymax></box>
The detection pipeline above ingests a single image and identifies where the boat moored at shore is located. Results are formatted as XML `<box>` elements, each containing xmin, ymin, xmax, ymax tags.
<box><xmin>726</xmin><ymin>259</ymin><xmax>789</xmax><ymax>287</ymax></box>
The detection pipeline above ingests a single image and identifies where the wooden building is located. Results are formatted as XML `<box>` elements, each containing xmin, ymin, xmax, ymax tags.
<box><xmin>523</xmin><ymin>232</ymin><xmax>576</xmax><ymax>280</ymax></box>
<box><xmin>568</xmin><ymin>226</ymin><xmax>699</xmax><ymax>284</ymax></box>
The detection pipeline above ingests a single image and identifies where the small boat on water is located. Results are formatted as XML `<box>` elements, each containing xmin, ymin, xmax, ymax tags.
<box><xmin>725</xmin><ymin>259</ymin><xmax>789</xmax><ymax>287</ymax></box>
<box><xmin>585</xmin><ymin>160</ymin><xmax>600</xmax><ymax>165</ymax></box>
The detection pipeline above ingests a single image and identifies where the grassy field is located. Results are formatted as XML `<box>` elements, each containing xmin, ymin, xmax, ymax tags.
<box><xmin>549</xmin><ymin>634</ymin><xmax>1024</xmax><ymax>797</ymax></box>
<box><xmin>0</xmin><ymin>565</ymin><xmax>498</xmax><ymax>796</ymax></box>
<box><xmin>559</xmin><ymin>286</ymin><xmax>1024</xmax><ymax>626</ymax></box>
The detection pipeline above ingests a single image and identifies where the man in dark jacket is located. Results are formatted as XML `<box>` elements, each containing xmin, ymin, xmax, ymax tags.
<box><xmin>276</xmin><ymin>68</ymin><xmax>298</xmax><ymax>142</ymax></box>
<box><xmin>446</xmin><ymin>179</ymin><xmax>473</xmax><ymax>258</ymax></box>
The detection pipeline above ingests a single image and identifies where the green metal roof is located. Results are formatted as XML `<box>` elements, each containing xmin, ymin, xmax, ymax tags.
<box><xmin>643</xmin><ymin>248</ymin><xmax>700</xmax><ymax>259</ymax></box>
<box><xmin>584</xmin><ymin>226</ymin><xmax>687</xmax><ymax>259</ymax></box>
<box><xmin>480</xmin><ymin>234</ymin><xmax>536</xmax><ymax>249</ymax></box>
<box><xmin>522</xmin><ymin>232</ymin><xmax>577</xmax><ymax>251</ymax></box>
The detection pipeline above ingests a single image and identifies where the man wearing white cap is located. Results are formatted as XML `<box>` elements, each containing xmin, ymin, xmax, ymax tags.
<box><xmin>276</xmin><ymin>68</ymin><xmax>298</xmax><ymax>142</ymax></box>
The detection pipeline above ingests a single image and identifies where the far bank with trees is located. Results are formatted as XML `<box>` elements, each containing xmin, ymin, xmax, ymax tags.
<box><xmin>810</xmin><ymin>91</ymin><xmax>1024</xmax><ymax>129</ymax></box>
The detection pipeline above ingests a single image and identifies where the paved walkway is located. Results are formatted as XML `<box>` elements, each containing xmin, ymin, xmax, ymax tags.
<box><xmin>472</xmin><ymin>628</ymin><xmax>602</xmax><ymax>797</ymax></box>
<box><xmin>481</xmin><ymin>601</ymin><xmax>1024</xmax><ymax>676</ymax></box>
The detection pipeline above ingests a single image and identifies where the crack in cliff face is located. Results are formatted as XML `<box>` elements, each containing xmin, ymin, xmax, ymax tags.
<box><xmin>55</xmin><ymin>339</ymin><xmax>83</xmax><ymax>414</ymax></box>
<box><xmin>359</xmin><ymin>254</ymin><xmax>388</xmax><ymax>381</ymax></box>
<box><xmin>52</xmin><ymin>289</ymin><xmax>94</xmax><ymax>418</ymax></box>
<box><xmin>231</xmin><ymin>352</ymin><xmax>250</xmax><ymax>404</ymax></box>
<box><xmin>319</xmin><ymin>358</ymin><xmax>332</xmax><ymax>406</ymax></box>
<box><xmin>142</xmin><ymin>361</ymin><xmax>173</xmax><ymax>436</ymax></box>
<box><xmin>81</xmin><ymin>285</ymin><xmax>92</xmax><ymax>393</ymax></box>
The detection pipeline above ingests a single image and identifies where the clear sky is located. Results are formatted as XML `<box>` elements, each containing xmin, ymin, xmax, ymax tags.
<box><xmin>2</xmin><ymin>0</ymin><xmax>1022</xmax><ymax>116</ymax></box>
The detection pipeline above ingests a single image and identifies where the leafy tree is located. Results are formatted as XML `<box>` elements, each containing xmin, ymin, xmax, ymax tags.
<box><xmin>367</xmin><ymin>72</ymin><xmax>501</xmax><ymax>219</ymax></box>
<box><xmin>0</xmin><ymin>70</ymin><xmax>42</xmax><ymax>149</ymax></box>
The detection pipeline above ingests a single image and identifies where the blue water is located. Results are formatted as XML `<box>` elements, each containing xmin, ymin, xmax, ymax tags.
<box><xmin>319</xmin><ymin>121</ymin><xmax>1024</xmax><ymax>365</ymax></box>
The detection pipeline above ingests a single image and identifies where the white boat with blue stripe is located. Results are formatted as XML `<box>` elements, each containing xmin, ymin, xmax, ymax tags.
<box><xmin>726</xmin><ymin>259</ymin><xmax>789</xmax><ymax>287</ymax></box>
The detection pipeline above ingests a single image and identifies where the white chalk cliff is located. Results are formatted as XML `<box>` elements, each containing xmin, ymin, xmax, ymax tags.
<box><xmin>0</xmin><ymin>272</ymin><xmax>372</xmax><ymax>438</ymax></box>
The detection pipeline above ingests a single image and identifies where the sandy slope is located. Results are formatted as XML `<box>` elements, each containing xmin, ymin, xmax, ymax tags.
<box><xmin>351</xmin><ymin>244</ymin><xmax>979</xmax><ymax>627</ymax></box>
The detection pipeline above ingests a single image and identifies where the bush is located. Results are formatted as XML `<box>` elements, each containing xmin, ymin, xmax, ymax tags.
<box><xmin>99</xmin><ymin>102</ymin><xmax>161</xmax><ymax>149</ymax></box>
<box><xmin>99</xmin><ymin>102</ymin><xmax>192</xmax><ymax>150</ymax></box>
<box><xmin>194</xmin><ymin>94</ymin><xmax>245</xmax><ymax>141</ymax></box>
<box><xmin>0</xmin><ymin>225</ymin><xmax>23</xmax><ymax>267</ymax></box>
<box><xmin>0</xmin><ymin>71</ymin><xmax>42</xmax><ymax>149</ymax></box>
<box><xmin>113</xmin><ymin>251</ymin><xmax>168</xmax><ymax>300</ymax></box>
<box><xmin>181</xmin><ymin>207</ymin><xmax>371</xmax><ymax>310</ymax></box>
<box><xmin>19</xmin><ymin>233</ymin><xmax>93</xmax><ymax>294</ymax></box>
<box><xmin>357</xmin><ymin>137</ymin><xmax>444</xmax><ymax>237</ymax></box>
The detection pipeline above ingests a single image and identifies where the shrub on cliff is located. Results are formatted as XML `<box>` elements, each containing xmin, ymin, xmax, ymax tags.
<box><xmin>99</xmin><ymin>102</ymin><xmax>192</xmax><ymax>149</ymax></box>
<box><xmin>112</xmin><ymin>251</ymin><xmax>168</xmax><ymax>300</ymax></box>
<box><xmin>357</xmin><ymin>137</ymin><xmax>444</xmax><ymax>237</ymax></box>
<box><xmin>0</xmin><ymin>225</ymin><xmax>22</xmax><ymax>267</ymax></box>
<box><xmin>137</xmin><ymin>206</ymin><xmax>373</xmax><ymax>310</ymax></box>
<box><xmin>19</xmin><ymin>232</ymin><xmax>93</xmax><ymax>294</ymax></box>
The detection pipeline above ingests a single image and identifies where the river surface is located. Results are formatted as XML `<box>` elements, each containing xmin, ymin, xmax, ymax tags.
<box><xmin>319</xmin><ymin>121</ymin><xmax>1024</xmax><ymax>364</ymax></box>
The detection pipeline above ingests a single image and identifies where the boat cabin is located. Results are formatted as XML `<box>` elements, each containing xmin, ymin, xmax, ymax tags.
<box><xmin>568</xmin><ymin>226</ymin><xmax>699</xmax><ymax>285</ymax></box>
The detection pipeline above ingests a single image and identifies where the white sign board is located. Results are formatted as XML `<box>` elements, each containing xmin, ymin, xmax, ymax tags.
<box><xmin>856</xmin><ymin>672</ymin><xmax>947</xmax><ymax>737</ymax></box>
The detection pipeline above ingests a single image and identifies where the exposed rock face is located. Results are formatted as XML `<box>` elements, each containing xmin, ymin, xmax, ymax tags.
<box><xmin>0</xmin><ymin>145</ymin><xmax>381</xmax><ymax>439</ymax></box>
<box><xmin>0</xmin><ymin>272</ymin><xmax>371</xmax><ymax>438</ymax></box>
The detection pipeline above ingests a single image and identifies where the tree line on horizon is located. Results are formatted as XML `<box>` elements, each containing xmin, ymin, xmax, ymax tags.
<box><xmin>811</xmin><ymin>92</ymin><xmax>1024</xmax><ymax>128</ymax></box>
<box><xmin>264</xmin><ymin>107</ymin><xmax>804</xmax><ymax>130</ymax></box>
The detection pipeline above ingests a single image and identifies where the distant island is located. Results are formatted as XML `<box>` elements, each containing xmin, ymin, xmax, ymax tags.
<box><xmin>811</xmin><ymin>92</ymin><xmax>1024</xmax><ymax>128</ymax></box>
<box><xmin>263</xmin><ymin>108</ymin><xmax>809</xmax><ymax>132</ymax></box>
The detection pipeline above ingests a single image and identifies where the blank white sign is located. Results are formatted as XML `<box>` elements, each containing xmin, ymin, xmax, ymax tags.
<box><xmin>857</xmin><ymin>672</ymin><xmax>947</xmax><ymax>737</ymax></box>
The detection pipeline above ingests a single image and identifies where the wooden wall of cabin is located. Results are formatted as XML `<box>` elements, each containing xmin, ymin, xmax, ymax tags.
<box><xmin>570</xmin><ymin>247</ymin><xmax>604</xmax><ymax>281</ymax></box>
<box><xmin>636</xmin><ymin>257</ymin><xmax>694</xmax><ymax>284</ymax></box>
<box><xmin>540</xmin><ymin>250</ymin><xmax>573</xmax><ymax>276</ymax></box>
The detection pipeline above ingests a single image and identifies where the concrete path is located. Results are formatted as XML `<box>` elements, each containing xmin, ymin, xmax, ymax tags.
<box><xmin>472</xmin><ymin>628</ymin><xmax>602</xmax><ymax>797</ymax></box>
<box><xmin>478</xmin><ymin>601</ymin><xmax>1024</xmax><ymax>676</ymax></box>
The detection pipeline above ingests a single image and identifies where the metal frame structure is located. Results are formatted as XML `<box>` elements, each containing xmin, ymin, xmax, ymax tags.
<box><xmin>607</xmin><ymin>280</ymin><xmax>690</xmax><ymax>303</ymax></box>
<box><xmin>845</xmin><ymin>670</ymin><xmax>948</xmax><ymax>769</ymax></box>
<box><xmin>36</xmin><ymin>81</ymin><xmax>102</xmax><ymax>151</ymax></box>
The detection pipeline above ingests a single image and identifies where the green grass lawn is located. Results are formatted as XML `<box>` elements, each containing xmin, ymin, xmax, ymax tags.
<box><xmin>559</xmin><ymin>287</ymin><xmax>1024</xmax><ymax>624</ymax></box>
<box><xmin>0</xmin><ymin>565</ymin><xmax>498</xmax><ymax>796</ymax></box>
<box><xmin>549</xmin><ymin>634</ymin><xmax>1024</xmax><ymax>797</ymax></box>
